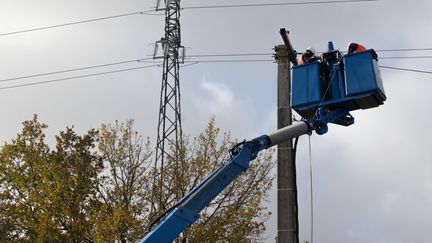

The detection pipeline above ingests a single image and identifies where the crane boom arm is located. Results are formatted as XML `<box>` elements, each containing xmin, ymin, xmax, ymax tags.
<box><xmin>140</xmin><ymin>122</ymin><xmax>310</xmax><ymax>243</ymax></box>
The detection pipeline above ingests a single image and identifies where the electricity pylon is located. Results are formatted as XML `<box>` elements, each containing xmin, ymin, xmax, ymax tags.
<box><xmin>152</xmin><ymin>0</ymin><xmax>185</xmax><ymax>214</ymax></box>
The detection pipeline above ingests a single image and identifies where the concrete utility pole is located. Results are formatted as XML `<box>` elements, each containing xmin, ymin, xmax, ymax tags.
<box><xmin>275</xmin><ymin>28</ymin><xmax>299</xmax><ymax>243</ymax></box>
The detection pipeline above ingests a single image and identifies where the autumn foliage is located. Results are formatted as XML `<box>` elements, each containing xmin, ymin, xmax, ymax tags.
<box><xmin>0</xmin><ymin>116</ymin><xmax>274</xmax><ymax>242</ymax></box>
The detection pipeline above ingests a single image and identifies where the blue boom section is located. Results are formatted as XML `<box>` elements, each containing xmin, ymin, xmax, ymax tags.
<box><xmin>140</xmin><ymin>107</ymin><xmax>376</xmax><ymax>241</ymax></box>
<box><xmin>140</xmin><ymin>136</ymin><xmax>270</xmax><ymax>243</ymax></box>
<box><xmin>292</xmin><ymin>49</ymin><xmax>386</xmax><ymax>120</ymax></box>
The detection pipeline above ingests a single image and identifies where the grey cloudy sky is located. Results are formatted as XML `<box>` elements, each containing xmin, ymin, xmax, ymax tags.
<box><xmin>0</xmin><ymin>0</ymin><xmax>431</xmax><ymax>242</ymax></box>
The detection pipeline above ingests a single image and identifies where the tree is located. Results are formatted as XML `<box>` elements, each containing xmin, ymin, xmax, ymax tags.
<box><xmin>0</xmin><ymin>115</ymin><xmax>102</xmax><ymax>242</ymax></box>
<box><xmin>150</xmin><ymin>117</ymin><xmax>275</xmax><ymax>242</ymax></box>
<box><xmin>92</xmin><ymin>120</ymin><xmax>153</xmax><ymax>242</ymax></box>
<box><xmin>0</xmin><ymin>116</ymin><xmax>275</xmax><ymax>242</ymax></box>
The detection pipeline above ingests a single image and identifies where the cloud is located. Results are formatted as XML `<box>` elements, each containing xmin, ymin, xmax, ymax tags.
<box><xmin>182</xmin><ymin>76</ymin><xmax>260</xmax><ymax>140</ymax></box>
<box><xmin>200</xmin><ymin>78</ymin><xmax>234</xmax><ymax>109</ymax></box>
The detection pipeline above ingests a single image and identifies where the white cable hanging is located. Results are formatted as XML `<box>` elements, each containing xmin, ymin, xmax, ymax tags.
<box><xmin>308</xmin><ymin>135</ymin><xmax>314</xmax><ymax>243</ymax></box>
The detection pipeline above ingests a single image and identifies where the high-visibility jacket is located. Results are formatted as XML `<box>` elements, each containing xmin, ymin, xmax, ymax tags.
<box><xmin>347</xmin><ymin>42</ymin><xmax>366</xmax><ymax>54</ymax></box>
<box><xmin>298</xmin><ymin>56</ymin><xmax>306</xmax><ymax>65</ymax></box>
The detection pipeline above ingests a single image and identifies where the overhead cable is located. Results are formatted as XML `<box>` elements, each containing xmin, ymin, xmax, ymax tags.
<box><xmin>188</xmin><ymin>50</ymin><xmax>432</xmax><ymax>57</ymax></box>
<box><xmin>0</xmin><ymin>58</ymin><xmax>153</xmax><ymax>83</ymax></box>
<box><xmin>0</xmin><ymin>1</ymin><xmax>379</xmax><ymax>38</ymax></box>
<box><xmin>378</xmin><ymin>66</ymin><xmax>432</xmax><ymax>75</ymax></box>
<box><xmin>0</xmin><ymin>64</ymin><xmax>159</xmax><ymax>91</ymax></box>
<box><xmin>186</xmin><ymin>59</ymin><xmax>273</xmax><ymax>63</ymax></box>
<box><xmin>187</xmin><ymin>53</ymin><xmax>273</xmax><ymax>58</ymax></box>
<box><xmin>2</xmin><ymin>50</ymin><xmax>432</xmax><ymax>87</ymax></box>
<box><xmin>375</xmin><ymin>48</ymin><xmax>432</xmax><ymax>52</ymax></box>
<box><xmin>308</xmin><ymin>136</ymin><xmax>315</xmax><ymax>243</ymax></box>
<box><xmin>0</xmin><ymin>63</ymin><xmax>430</xmax><ymax>92</ymax></box>
<box><xmin>187</xmin><ymin>61</ymin><xmax>432</xmax><ymax>76</ymax></box>
<box><xmin>0</xmin><ymin>10</ymin><xmax>156</xmax><ymax>37</ymax></box>
<box><xmin>379</xmin><ymin>56</ymin><xmax>432</xmax><ymax>59</ymax></box>
<box><xmin>182</xmin><ymin>0</ymin><xmax>379</xmax><ymax>10</ymax></box>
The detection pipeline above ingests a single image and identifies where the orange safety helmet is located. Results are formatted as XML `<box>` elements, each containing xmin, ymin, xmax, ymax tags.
<box><xmin>347</xmin><ymin>42</ymin><xmax>366</xmax><ymax>54</ymax></box>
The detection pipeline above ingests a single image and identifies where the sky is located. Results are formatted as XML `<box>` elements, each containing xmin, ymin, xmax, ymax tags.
<box><xmin>0</xmin><ymin>0</ymin><xmax>432</xmax><ymax>242</ymax></box>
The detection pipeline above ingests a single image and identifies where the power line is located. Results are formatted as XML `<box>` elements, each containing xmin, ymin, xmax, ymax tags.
<box><xmin>305</xmin><ymin>48</ymin><xmax>432</xmax><ymax>55</ymax></box>
<box><xmin>187</xmin><ymin>59</ymin><xmax>273</xmax><ymax>63</ymax></box>
<box><xmin>379</xmin><ymin>66</ymin><xmax>432</xmax><ymax>75</ymax></box>
<box><xmin>0</xmin><ymin>10</ymin><xmax>156</xmax><ymax>37</ymax></box>
<box><xmin>184</xmin><ymin>59</ymin><xmax>432</xmax><ymax>76</ymax></box>
<box><xmin>0</xmin><ymin>53</ymin><xmax>429</xmax><ymax>83</ymax></box>
<box><xmin>188</xmin><ymin>52</ymin><xmax>432</xmax><ymax>60</ymax></box>
<box><xmin>380</xmin><ymin>56</ymin><xmax>432</xmax><ymax>59</ymax></box>
<box><xmin>188</xmin><ymin>50</ymin><xmax>432</xmax><ymax>57</ymax></box>
<box><xmin>0</xmin><ymin>58</ymin><xmax>153</xmax><ymax>83</ymax></box>
<box><xmin>0</xmin><ymin>1</ymin><xmax>380</xmax><ymax>38</ymax></box>
<box><xmin>308</xmin><ymin>136</ymin><xmax>314</xmax><ymax>243</ymax></box>
<box><xmin>0</xmin><ymin>64</ymin><xmax>159</xmax><ymax>91</ymax></box>
<box><xmin>191</xmin><ymin>56</ymin><xmax>432</xmax><ymax>62</ymax></box>
<box><xmin>375</xmin><ymin>48</ymin><xmax>432</xmax><ymax>52</ymax></box>
<box><xmin>182</xmin><ymin>0</ymin><xmax>379</xmax><ymax>10</ymax></box>
<box><xmin>187</xmin><ymin>53</ymin><xmax>273</xmax><ymax>58</ymax></box>
<box><xmin>188</xmin><ymin>60</ymin><xmax>432</xmax><ymax>75</ymax></box>
<box><xmin>0</xmin><ymin>61</ymin><xmax>430</xmax><ymax>92</ymax></box>
<box><xmin>1</xmin><ymin>50</ymin><xmax>432</xmax><ymax>88</ymax></box>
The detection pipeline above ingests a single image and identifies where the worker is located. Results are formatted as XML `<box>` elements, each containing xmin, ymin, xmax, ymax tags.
<box><xmin>299</xmin><ymin>47</ymin><xmax>319</xmax><ymax>64</ymax></box>
<box><xmin>347</xmin><ymin>42</ymin><xmax>366</xmax><ymax>54</ymax></box>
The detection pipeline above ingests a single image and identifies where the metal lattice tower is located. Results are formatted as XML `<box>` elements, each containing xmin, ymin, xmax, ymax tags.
<box><xmin>153</xmin><ymin>0</ymin><xmax>185</xmax><ymax>209</ymax></box>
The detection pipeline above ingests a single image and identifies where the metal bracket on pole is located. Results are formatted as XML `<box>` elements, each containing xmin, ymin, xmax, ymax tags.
<box><xmin>279</xmin><ymin>28</ymin><xmax>298</xmax><ymax>66</ymax></box>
